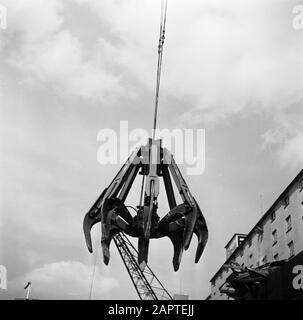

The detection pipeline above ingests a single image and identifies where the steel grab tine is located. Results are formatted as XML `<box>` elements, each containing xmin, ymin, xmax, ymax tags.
<box><xmin>194</xmin><ymin>227</ymin><xmax>208</xmax><ymax>263</ymax></box>
<box><xmin>193</xmin><ymin>198</ymin><xmax>208</xmax><ymax>263</ymax></box>
<box><xmin>168</xmin><ymin>231</ymin><xmax>184</xmax><ymax>272</ymax></box>
<box><xmin>83</xmin><ymin>188</ymin><xmax>108</xmax><ymax>253</ymax></box>
<box><xmin>101</xmin><ymin>229</ymin><xmax>120</xmax><ymax>265</ymax></box>
<box><xmin>83</xmin><ymin>211</ymin><xmax>102</xmax><ymax>253</ymax></box>
<box><xmin>138</xmin><ymin>237</ymin><xmax>150</xmax><ymax>268</ymax></box>
<box><xmin>183</xmin><ymin>208</ymin><xmax>197</xmax><ymax>251</ymax></box>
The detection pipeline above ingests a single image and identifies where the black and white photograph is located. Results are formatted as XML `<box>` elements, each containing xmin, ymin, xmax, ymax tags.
<box><xmin>0</xmin><ymin>0</ymin><xmax>303</xmax><ymax>307</ymax></box>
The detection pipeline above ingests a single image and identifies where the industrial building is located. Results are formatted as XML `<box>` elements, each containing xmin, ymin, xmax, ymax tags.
<box><xmin>209</xmin><ymin>169</ymin><xmax>303</xmax><ymax>300</ymax></box>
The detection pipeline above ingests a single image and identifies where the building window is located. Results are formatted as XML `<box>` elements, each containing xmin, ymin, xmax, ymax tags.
<box><xmin>284</xmin><ymin>195</ymin><xmax>289</xmax><ymax>208</ymax></box>
<box><xmin>248</xmin><ymin>237</ymin><xmax>252</xmax><ymax>247</ymax></box>
<box><xmin>262</xmin><ymin>256</ymin><xmax>267</xmax><ymax>265</ymax></box>
<box><xmin>238</xmin><ymin>236</ymin><xmax>246</xmax><ymax>246</ymax></box>
<box><xmin>288</xmin><ymin>241</ymin><xmax>294</xmax><ymax>258</ymax></box>
<box><xmin>272</xmin><ymin>229</ymin><xmax>277</xmax><ymax>246</ymax></box>
<box><xmin>249</xmin><ymin>253</ymin><xmax>253</xmax><ymax>260</ymax></box>
<box><xmin>274</xmin><ymin>253</ymin><xmax>279</xmax><ymax>261</ymax></box>
<box><xmin>256</xmin><ymin>225</ymin><xmax>263</xmax><ymax>234</ymax></box>
<box><xmin>270</xmin><ymin>211</ymin><xmax>276</xmax><ymax>223</ymax></box>
<box><xmin>256</xmin><ymin>226</ymin><xmax>263</xmax><ymax>242</ymax></box>
<box><xmin>286</xmin><ymin>215</ymin><xmax>292</xmax><ymax>232</ymax></box>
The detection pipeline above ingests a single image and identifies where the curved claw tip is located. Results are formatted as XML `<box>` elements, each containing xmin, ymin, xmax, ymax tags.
<box><xmin>173</xmin><ymin>263</ymin><xmax>180</xmax><ymax>272</ymax></box>
<box><xmin>83</xmin><ymin>226</ymin><xmax>93</xmax><ymax>253</ymax></box>
<box><xmin>173</xmin><ymin>252</ymin><xmax>182</xmax><ymax>272</ymax></box>
<box><xmin>194</xmin><ymin>229</ymin><xmax>208</xmax><ymax>263</ymax></box>
<box><xmin>83</xmin><ymin>211</ymin><xmax>101</xmax><ymax>254</ymax></box>
<box><xmin>168</xmin><ymin>233</ymin><xmax>184</xmax><ymax>272</ymax></box>
<box><xmin>195</xmin><ymin>250</ymin><xmax>203</xmax><ymax>264</ymax></box>
<box><xmin>102</xmin><ymin>242</ymin><xmax>110</xmax><ymax>265</ymax></box>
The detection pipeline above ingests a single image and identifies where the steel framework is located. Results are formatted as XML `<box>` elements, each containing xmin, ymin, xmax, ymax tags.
<box><xmin>113</xmin><ymin>232</ymin><xmax>173</xmax><ymax>300</ymax></box>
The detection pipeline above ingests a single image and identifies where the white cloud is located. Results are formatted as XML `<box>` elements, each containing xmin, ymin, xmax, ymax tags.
<box><xmin>1</xmin><ymin>0</ymin><xmax>63</xmax><ymax>41</ymax></box>
<box><xmin>0</xmin><ymin>0</ymin><xmax>124</xmax><ymax>101</ymax></box>
<box><xmin>9</xmin><ymin>29</ymin><xmax>123</xmax><ymax>100</ymax></box>
<box><xmin>71</xmin><ymin>0</ymin><xmax>303</xmax><ymax>124</ymax></box>
<box><xmin>262</xmin><ymin>128</ymin><xmax>287</xmax><ymax>147</ymax></box>
<box><xmin>261</xmin><ymin>92</ymin><xmax>303</xmax><ymax>167</ymax></box>
<box><xmin>9</xmin><ymin>261</ymin><xmax>118</xmax><ymax>299</ymax></box>
<box><xmin>278</xmin><ymin>133</ymin><xmax>303</xmax><ymax>168</ymax></box>
<box><xmin>2</xmin><ymin>0</ymin><xmax>302</xmax><ymax>115</ymax></box>
<box><xmin>72</xmin><ymin>0</ymin><xmax>303</xmax><ymax>168</ymax></box>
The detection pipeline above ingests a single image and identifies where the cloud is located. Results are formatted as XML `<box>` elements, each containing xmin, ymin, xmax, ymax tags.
<box><xmin>262</xmin><ymin>92</ymin><xmax>303</xmax><ymax>167</ymax></box>
<box><xmin>11</xmin><ymin>29</ymin><xmax>123</xmax><ymax>100</ymax></box>
<box><xmin>278</xmin><ymin>133</ymin><xmax>303</xmax><ymax>168</ymax></box>
<box><xmin>0</xmin><ymin>0</ymin><xmax>124</xmax><ymax>101</ymax></box>
<box><xmin>2</xmin><ymin>0</ymin><xmax>302</xmax><ymax>118</ymax></box>
<box><xmin>1</xmin><ymin>0</ymin><xmax>63</xmax><ymax>42</ymax></box>
<box><xmin>9</xmin><ymin>261</ymin><xmax>118</xmax><ymax>299</ymax></box>
<box><xmin>70</xmin><ymin>0</ymin><xmax>303</xmax><ymax>167</ymax></box>
<box><xmin>73</xmin><ymin>1</ymin><xmax>302</xmax><ymax>114</ymax></box>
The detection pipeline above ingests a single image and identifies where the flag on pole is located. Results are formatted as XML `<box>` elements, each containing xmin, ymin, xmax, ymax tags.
<box><xmin>24</xmin><ymin>282</ymin><xmax>31</xmax><ymax>290</ymax></box>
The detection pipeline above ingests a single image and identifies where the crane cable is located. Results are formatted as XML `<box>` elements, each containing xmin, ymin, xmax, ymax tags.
<box><xmin>89</xmin><ymin>1</ymin><xmax>169</xmax><ymax>297</ymax></box>
<box><xmin>140</xmin><ymin>0</ymin><xmax>168</xmax><ymax>206</ymax></box>
<box><xmin>152</xmin><ymin>0</ymin><xmax>168</xmax><ymax>139</ymax></box>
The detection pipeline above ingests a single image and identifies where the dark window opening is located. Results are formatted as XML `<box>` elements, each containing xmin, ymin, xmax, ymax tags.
<box><xmin>272</xmin><ymin>229</ymin><xmax>277</xmax><ymax>246</ymax></box>
<box><xmin>286</xmin><ymin>215</ymin><xmax>292</xmax><ymax>232</ymax></box>
<box><xmin>284</xmin><ymin>195</ymin><xmax>290</xmax><ymax>208</ymax></box>
<box><xmin>288</xmin><ymin>241</ymin><xmax>294</xmax><ymax>258</ymax></box>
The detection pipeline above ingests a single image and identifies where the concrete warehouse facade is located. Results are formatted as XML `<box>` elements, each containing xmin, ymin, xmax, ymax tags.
<box><xmin>209</xmin><ymin>169</ymin><xmax>303</xmax><ymax>300</ymax></box>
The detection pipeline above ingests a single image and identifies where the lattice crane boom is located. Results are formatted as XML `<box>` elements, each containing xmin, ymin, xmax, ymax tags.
<box><xmin>113</xmin><ymin>232</ymin><xmax>173</xmax><ymax>300</ymax></box>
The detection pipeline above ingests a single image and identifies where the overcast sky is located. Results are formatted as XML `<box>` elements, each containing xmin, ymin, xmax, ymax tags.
<box><xmin>0</xmin><ymin>0</ymin><xmax>303</xmax><ymax>300</ymax></box>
